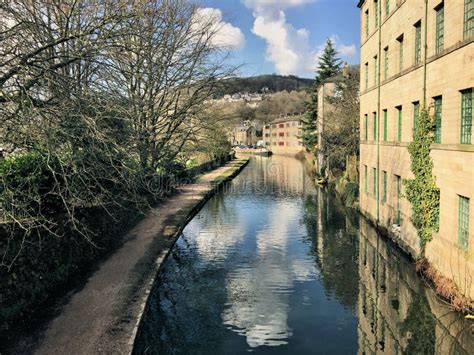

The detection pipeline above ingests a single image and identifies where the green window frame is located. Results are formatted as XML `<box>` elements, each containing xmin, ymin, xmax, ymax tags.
<box><xmin>365</xmin><ymin>62</ymin><xmax>369</xmax><ymax>90</ymax></box>
<box><xmin>365</xmin><ymin>10</ymin><xmax>370</xmax><ymax>38</ymax></box>
<box><xmin>373</xmin><ymin>167</ymin><xmax>377</xmax><ymax>196</ymax></box>
<box><xmin>461</xmin><ymin>89</ymin><xmax>472</xmax><ymax>144</ymax></box>
<box><xmin>397</xmin><ymin>106</ymin><xmax>402</xmax><ymax>142</ymax></box>
<box><xmin>375</xmin><ymin>0</ymin><xmax>379</xmax><ymax>27</ymax></box>
<box><xmin>434</xmin><ymin>96</ymin><xmax>442</xmax><ymax>143</ymax></box>
<box><xmin>365</xmin><ymin>114</ymin><xmax>368</xmax><ymax>140</ymax></box>
<box><xmin>436</xmin><ymin>5</ymin><xmax>444</xmax><ymax>54</ymax></box>
<box><xmin>398</xmin><ymin>36</ymin><xmax>404</xmax><ymax>72</ymax></box>
<box><xmin>396</xmin><ymin>175</ymin><xmax>401</xmax><ymax>225</ymax></box>
<box><xmin>365</xmin><ymin>165</ymin><xmax>368</xmax><ymax>193</ymax></box>
<box><xmin>415</xmin><ymin>21</ymin><xmax>422</xmax><ymax>65</ymax></box>
<box><xmin>413</xmin><ymin>101</ymin><xmax>420</xmax><ymax>135</ymax></box>
<box><xmin>374</xmin><ymin>55</ymin><xmax>378</xmax><ymax>86</ymax></box>
<box><xmin>465</xmin><ymin>0</ymin><xmax>474</xmax><ymax>39</ymax></box>
<box><xmin>384</xmin><ymin>47</ymin><xmax>389</xmax><ymax>80</ymax></box>
<box><xmin>383</xmin><ymin>109</ymin><xmax>388</xmax><ymax>142</ymax></box>
<box><xmin>373</xmin><ymin>112</ymin><xmax>377</xmax><ymax>140</ymax></box>
<box><xmin>382</xmin><ymin>171</ymin><xmax>387</xmax><ymax>204</ymax></box>
<box><xmin>385</xmin><ymin>0</ymin><xmax>389</xmax><ymax>17</ymax></box>
<box><xmin>458</xmin><ymin>196</ymin><xmax>470</xmax><ymax>250</ymax></box>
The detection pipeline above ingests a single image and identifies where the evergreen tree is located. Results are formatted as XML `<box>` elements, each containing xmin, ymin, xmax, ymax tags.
<box><xmin>315</xmin><ymin>38</ymin><xmax>342</xmax><ymax>86</ymax></box>
<box><xmin>302</xmin><ymin>38</ymin><xmax>341</xmax><ymax>151</ymax></box>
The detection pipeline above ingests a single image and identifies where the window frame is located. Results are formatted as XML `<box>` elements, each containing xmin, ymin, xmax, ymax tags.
<box><xmin>365</xmin><ymin>62</ymin><xmax>369</xmax><ymax>90</ymax></box>
<box><xmin>458</xmin><ymin>195</ymin><xmax>470</xmax><ymax>250</ymax></box>
<box><xmin>365</xmin><ymin>9</ymin><xmax>370</xmax><ymax>38</ymax></box>
<box><xmin>434</xmin><ymin>96</ymin><xmax>442</xmax><ymax>143</ymax></box>
<box><xmin>373</xmin><ymin>111</ymin><xmax>377</xmax><ymax>141</ymax></box>
<box><xmin>397</xmin><ymin>35</ymin><xmax>404</xmax><ymax>73</ymax></box>
<box><xmin>365</xmin><ymin>114</ymin><xmax>368</xmax><ymax>140</ymax></box>
<box><xmin>374</xmin><ymin>55</ymin><xmax>378</xmax><ymax>86</ymax></box>
<box><xmin>397</xmin><ymin>105</ymin><xmax>402</xmax><ymax>142</ymax></box>
<box><xmin>461</xmin><ymin>89</ymin><xmax>473</xmax><ymax>144</ymax></box>
<box><xmin>375</xmin><ymin>0</ymin><xmax>379</xmax><ymax>28</ymax></box>
<box><xmin>435</xmin><ymin>4</ymin><xmax>444</xmax><ymax>54</ymax></box>
<box><xmin>414</xmin><ymin>21</ymin><xmax>422</xmax><ymax>65</ymax></box>
<box><xmin>396</xmin><ymin>175</ymin><xmax>401</xmax><ymax>225</ymax></box>
<box><xmin>464</xmin><ymin>0</ymin><xmax>474</xmax><ymax>39</ymax></box>
<box><xmin>383</xmin><ymin>109</ymin><xmax>388</xmax><ymax>142</ymax></box>
<box><xmin>413</xmin><ymin>101</ymin><xmax>420</xmax><ymax>135</ymax></box>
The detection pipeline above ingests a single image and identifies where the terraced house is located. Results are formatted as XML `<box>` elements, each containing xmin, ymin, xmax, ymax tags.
<box><xmin>358</xmin><ymin>0</ymin><xmax>474</xmax><ymax>299</ymax></box>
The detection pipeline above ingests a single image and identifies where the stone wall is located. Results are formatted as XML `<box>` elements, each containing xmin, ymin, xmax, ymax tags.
<box><xmin>358</xmin><ymin>0</ymin><xmax>474</xmax><ymax>299</ymax></box>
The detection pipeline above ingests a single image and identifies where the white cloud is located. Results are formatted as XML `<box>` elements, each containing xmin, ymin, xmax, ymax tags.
<box><xmin>329</xmin><ymin>35</ymin><xmax>357</xmax><ymax>57</ymax></box>
<box><xmin>243</xmin><ymin>1</ymin><xmax>356</xmax><ymax>76</ymax></box>
<box><xmin>247</xmin><ymin>6</ymin><xmax>316</xmax><ymax>75</ymax></box>
<box><xmin>194</xmin><ymin>8</ymin><xmax>245</xmax><ymax>50</ymax></box>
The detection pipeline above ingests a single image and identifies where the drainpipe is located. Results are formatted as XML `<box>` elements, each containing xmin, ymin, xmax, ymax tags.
<box><xmin>376</xmin><ymin>0</ymin><xmax>382</xmax><ymax>224</ymax></box>
<box><xmin>423</xmin><ymin>0</ymin><xmax>428</xmax><ymax>106</ymax></box>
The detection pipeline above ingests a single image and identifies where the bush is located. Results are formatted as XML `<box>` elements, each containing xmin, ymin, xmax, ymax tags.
<box><xmin>343</xmin><ymin>181</ymin><xmax>359</xmax><ymax>208</ymax></box>
<box><xmin>0</xmin><ymin>151</ymin><xmax>65</xmax><ymax>219</ymax></box>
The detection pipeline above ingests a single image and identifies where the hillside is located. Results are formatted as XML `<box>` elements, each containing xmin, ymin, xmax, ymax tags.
<box><xmin>214</xmin><ymin>74</ymin><xmax>314</xmax><ymax>97</ymax></box>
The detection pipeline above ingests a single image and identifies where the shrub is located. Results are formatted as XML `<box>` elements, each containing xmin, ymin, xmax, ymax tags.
<box><xmin>343</xmin><ymin>181</ymin><xmax>359</xmax><ymax>207</ymax></box>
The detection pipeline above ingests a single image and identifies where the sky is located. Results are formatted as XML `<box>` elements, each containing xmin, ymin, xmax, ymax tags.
<box><xmin>198</xmin><ymin>0</ymin><xmax>360</xmax><ymax>78</ymax></box>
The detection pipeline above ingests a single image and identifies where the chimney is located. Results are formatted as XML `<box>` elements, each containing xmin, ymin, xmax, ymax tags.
<box><xmin>342</xmin><ymin>62</ymin><xmax>349</xmax><ymax>77</ymax></box>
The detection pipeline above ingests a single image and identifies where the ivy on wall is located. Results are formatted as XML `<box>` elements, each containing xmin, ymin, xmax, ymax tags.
<box><xmin>404</xmin><ymin>107</ymin><xmax>440</xmax><ymax>248</ymax></box>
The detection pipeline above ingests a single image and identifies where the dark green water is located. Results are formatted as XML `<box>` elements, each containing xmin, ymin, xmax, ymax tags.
<box><xmin>134</xmin><ymin>156</ymin><xmax>473</xmax><ymax>354</ymax></box>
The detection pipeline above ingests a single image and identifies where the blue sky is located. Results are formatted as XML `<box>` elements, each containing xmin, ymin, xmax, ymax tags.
<box><xmin>199</xmin><ymin>0</ymin><xmax>360</xmax><ymax>78</ymax></box>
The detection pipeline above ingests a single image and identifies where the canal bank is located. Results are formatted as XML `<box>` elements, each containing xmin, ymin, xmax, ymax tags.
<box><xmin>133</xmin><ymin>156</ymin><xmax>473</xmax><ymax>354</ymax></box>
<box><xmin>6</xmin><ymin>158</ymin><xmax>248</xmax><ymax>354</ymax></box>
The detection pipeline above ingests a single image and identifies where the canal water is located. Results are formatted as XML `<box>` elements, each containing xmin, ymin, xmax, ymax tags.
<box><xmin>134</xmin><ymin>156</ymin><xmax>473</xmax><ymax>354</ymax></box>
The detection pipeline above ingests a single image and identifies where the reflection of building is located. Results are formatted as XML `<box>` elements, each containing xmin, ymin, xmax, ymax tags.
<box><xmin>358</xmin><ymin>218</ymin><xmax>473</xmax><ymax>354</ymax></box>
<box><xmin>358</xmin><ymin>0</ymin><xmax>474</xmax><ymax>299</ymax></box>
<box><xmin>263</xmin><ymin>116</ymin><xmax>303</xmax><ymax>156</ymax></box>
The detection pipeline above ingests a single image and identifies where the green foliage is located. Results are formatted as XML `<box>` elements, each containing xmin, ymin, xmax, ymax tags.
<box><xmin>301</xmin><ymin>90</ymin><xmax>318</xmax><ymax>151</ymax></box>
<box><xmin>315</xmin><ymin>39</ymin><xmax>342</xmax><ymax>87</ymax></box>
<box><xmin>404</xmin><ymin>108</ymin><xmax>440</xmax><ymax>247</ymax></box>
<box><xmin>343</xmin><ymin>181</ymin><xmax>359</xmax><ymax>207</ymax></box>
<box><xmin>0</xmin><ymin>151</ymin><xmax>64</xmax><ymax>217</ymax></box>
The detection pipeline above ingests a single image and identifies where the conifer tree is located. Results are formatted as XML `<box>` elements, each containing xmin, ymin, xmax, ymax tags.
<box><xmin>302</xmin><ymin>38</ymin><xmax>341</xmax><ymax>151</ymax></box>
<box><xmin>315</xmin><ymin>38</ymin><xmax>342</xmax><ymax>86</ymax></box>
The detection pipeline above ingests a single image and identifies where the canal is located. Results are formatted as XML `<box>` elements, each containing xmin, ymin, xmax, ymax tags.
<box><xmin>134</xmin><ymin>156</ymin><xmax>473</xmax><ymax>354</ymax></box>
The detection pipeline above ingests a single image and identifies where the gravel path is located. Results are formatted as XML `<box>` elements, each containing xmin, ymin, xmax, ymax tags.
<box><xmin>29</xmin><ymin>159</ymin><xmax>249</xmax><ymax>355</ymax></box>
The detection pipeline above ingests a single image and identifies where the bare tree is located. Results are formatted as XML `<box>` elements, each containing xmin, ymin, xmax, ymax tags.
<box><xmin>104</xmin><ymin>0</ymin><xmax>234</xmax><ymax>171</ymax></box>
<box><xmin>0</xmin><ymin>0</ymin><xmax>236</xmax><ymax>267</ymax></box>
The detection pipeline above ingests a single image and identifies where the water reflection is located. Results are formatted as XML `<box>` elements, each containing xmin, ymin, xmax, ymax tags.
<box><xmin>134</xmin><ymin>156</ymin><xmax>473</xmax><ymax>354</ymax></box>
<box><xmin>358</xmin><ymin>219</ymin><xmax>473</xmax><ymax>354</ymax></box>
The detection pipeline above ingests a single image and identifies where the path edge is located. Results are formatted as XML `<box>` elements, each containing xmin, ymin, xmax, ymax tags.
<box><xmin>125</xmin><ymin>158</ymin><xmax>249</xmax><ymax>353</ymax></box>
